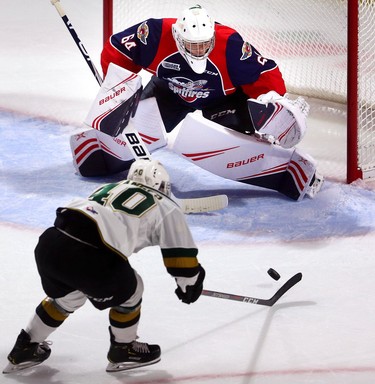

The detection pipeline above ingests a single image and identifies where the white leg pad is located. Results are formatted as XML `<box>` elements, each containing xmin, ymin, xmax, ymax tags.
<box><xmin>285</xmin><ymin>148</ymin><xmax>317</xmax><ymax>201</ymax></box>
<box><xmin>132</xmin><ymin>97</ymin><xmax>168</xmax><ymax>151</ymax></box>
<box><xmin>70</xmin><ymin>128</ymin><xmax>135</xmax><ymax>176</ymax></box>
<box><xmin>171</xmin><ymin>113</ymin><xmax>293</xmax><ymax>181</ymax></box>
<box><xmin>171</xmin><ymin>113</ymin><xmax>320</xmax><ymax>200</ymax></box>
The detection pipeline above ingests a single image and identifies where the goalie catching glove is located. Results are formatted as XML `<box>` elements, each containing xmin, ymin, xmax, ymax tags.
<box><xmin>248</xmin><ymin>91</ymin><xmax>310</xmax><ymax>149</ymax></box>
<box><xmin>175</xmin><ymin>265</ymin><xmax>206</xmax><ymax>304</ymax></box>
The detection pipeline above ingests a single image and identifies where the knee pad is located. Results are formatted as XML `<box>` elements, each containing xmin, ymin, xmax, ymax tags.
<box><xmin>116</xmin><ymin>271</ymin><xmax>144</xmax><ymax>311</ymax></box>
<box><xmin>54</xmin><ymin>290</ymin><xmax>88</xmax><ymax>313</ymax></box>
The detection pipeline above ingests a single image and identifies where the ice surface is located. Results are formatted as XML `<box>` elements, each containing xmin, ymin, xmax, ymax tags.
<box><xmin>1</xmin><ymin>1</ymin><xmax>375</xmax><ymax>383</ymax></box>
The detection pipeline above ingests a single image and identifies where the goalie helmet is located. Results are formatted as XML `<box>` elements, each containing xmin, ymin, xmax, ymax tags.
<box><xmin>127</xmin><ymin>159</ymin><xmax>171</xmax><ymax>196</ymax></box>
<box><xmin>172</xmin><ymin>4</ymin><xmax>215</xmax><ymax>74</ymax></box>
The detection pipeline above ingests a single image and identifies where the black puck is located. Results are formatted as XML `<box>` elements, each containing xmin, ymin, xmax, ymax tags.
<box><xmin>267</xmin><ymin>268</ymin><xmax>281</xmax><ymax>281</ymax></box>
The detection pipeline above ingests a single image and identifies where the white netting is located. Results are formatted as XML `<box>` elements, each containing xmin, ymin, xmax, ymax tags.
<box><xmin>111</xmin><ymin>0</ymin><xmax>347</xmax><ymax>102</ymax></box>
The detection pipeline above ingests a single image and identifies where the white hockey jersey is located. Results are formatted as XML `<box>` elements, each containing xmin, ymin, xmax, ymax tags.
<box><xmin>63</xmin><ymin>180</ymin><xmax>199</xmax><ymax>276</ymax></box>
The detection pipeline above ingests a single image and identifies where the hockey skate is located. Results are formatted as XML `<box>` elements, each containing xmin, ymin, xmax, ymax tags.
<box><xmin>106</xmin><ymin>328</ymin><xmax>161</xmax><ymax>372</ymax></box>
<box><xmin>3</xmin><ymin>329</ymin><xmax>51</xmax><ymax>374</ymax></box>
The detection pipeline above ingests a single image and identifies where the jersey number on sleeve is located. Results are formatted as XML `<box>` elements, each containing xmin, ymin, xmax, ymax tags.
<box><xmin>121</xmin><ymin>34</ymin><xmax>137</xmax><ymax>50</ymax></box>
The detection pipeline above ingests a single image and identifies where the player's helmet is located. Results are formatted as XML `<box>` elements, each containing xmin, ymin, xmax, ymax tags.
<box><xmin>127</xmin><ymin>159</ymin><xmax>171</xmax><ymax>196</ymax></box>
<box><xmin>172</xmin><ymin>4</ymin><xmax>215</xmax><ymax>74</ymax></box>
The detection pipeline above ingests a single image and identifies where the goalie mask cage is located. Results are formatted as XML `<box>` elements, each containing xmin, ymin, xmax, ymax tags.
<box><xmin>103</xmin><ymin>0</ymin><xmax>375</xmax><ymax>183</ymax></box>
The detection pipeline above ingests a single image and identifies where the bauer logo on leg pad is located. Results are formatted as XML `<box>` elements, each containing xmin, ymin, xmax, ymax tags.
<box><xmin>85</xmin><ymin>63</ymin><xmax>143</xmax><ymax>137</ymax></box>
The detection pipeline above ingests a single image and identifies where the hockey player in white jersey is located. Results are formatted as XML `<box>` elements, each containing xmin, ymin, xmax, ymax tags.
<box><xmin>3</xmin><ymin>159</ymin><xmax>205</xmax><ymax>374</ymax></box>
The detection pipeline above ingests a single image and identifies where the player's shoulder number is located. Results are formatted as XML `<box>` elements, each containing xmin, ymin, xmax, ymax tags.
<box><xmin>88</xmin><ymin>181</ymin><xmax>159</xmax><ymax>217</ymax></box>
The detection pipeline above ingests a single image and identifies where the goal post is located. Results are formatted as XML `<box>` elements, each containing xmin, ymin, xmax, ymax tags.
<box><xmin>347</xmin><ymin>0</ymin><xmax>361</xmax><ymax>183</ymax></box>
<box><xmin>103</xmin><ymin>0</ymin><xmax>375</xmax><ymax>183</ymax></box>
<box><xmin>347</xmin><ymin>0</ymin><xmax>375</xmax><ymax>182</ymax></box>
<box><xmin>103</xmin><ymin>0</ymin><xmax>113</xmax><ymax>47</ymax></box>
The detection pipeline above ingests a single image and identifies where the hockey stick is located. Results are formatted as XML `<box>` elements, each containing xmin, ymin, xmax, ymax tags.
<box><xmin>175</xmin><ymin>194</ymin><xmax>228</xmax><ymax>214</ymax></box>
<box><xmin>51</xmin><ymin>1</ymin><xmax>228</xmax><ymax>214</ymax></box>
<box><xmin>50</xmin><ymin>0</ymin><xmax>103</xmax><ymax>86</ymax></box>
<box><xmin>202</xmin><ymin>272</ymin><xmax>302</xmax><ymax>306</ymax></box>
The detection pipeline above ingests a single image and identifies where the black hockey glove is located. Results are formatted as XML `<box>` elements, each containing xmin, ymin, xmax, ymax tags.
<box><xmin>175</xmin><ymin>265</ymin><xmax>206</xmax><ymax>304</ymax></box>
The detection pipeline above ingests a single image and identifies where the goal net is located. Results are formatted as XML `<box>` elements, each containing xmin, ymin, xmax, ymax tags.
<box><xmin>103</xmin><ymin>0</ymin><xmax>375</xmax><ymax>182</ymax></box>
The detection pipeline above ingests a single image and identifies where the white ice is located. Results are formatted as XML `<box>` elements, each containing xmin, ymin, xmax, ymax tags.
<box><xmin>1</xmin><ymin>1</ymin><xmax>375</xmax><ymax>383</ymax></box>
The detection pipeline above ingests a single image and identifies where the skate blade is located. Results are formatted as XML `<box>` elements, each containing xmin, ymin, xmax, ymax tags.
<box><xmin>106</xmin><ymin>357</ymin><xmax>161</xmax><ymax>372</ymax></box>
<box><xmin>3</xmin><ymin>360</ymin><xmax>43</xmax><ymax>374</ymax></box>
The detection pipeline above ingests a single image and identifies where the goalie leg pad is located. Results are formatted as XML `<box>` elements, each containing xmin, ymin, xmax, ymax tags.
<box><xmin>70</xmin><ymin>129</ymin><xmax>134</xmax><ymax>177</ymax></box>
<box><xmin>131</xmin><ymin>97</ymin><xmax>168</xmax><ymax>152</ymax></box>
<box><xmin>84</xmin><ymin>63</ymin><xmax>143</xmax><ymax>137</ymax></box>
<box><xmin>278</xmin><ymin>148</ymin><xmax>318</xmax><ymax>201</ymax></box>
<box><xmin>171</xmin><ymin>113</ymin><xmax>292</xmax><ymax>192</ymax></box>
<box><xmin>171</xmin><ymin>113</ymin><xmax>321</xmax><ymax>201</ymax></box>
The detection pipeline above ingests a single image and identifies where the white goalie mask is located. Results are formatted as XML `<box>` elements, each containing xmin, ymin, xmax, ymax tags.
<box><xmin>172</xmin><ymin>4</ymin><xmax>215</xmax><ymax>74</ymax></box>
<box><xmin>127</xmin><ymin>159</ymin><xmax>171</xmax><ymax>196</ymax></box>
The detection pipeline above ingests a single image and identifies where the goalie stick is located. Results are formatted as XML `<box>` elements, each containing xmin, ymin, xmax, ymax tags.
<box><xmin>174</xmin><ymin>194</ymin><xmax>228</xmax><ymax>214</ymax></box>
<box><xmin>202</xmin><ymin>272</ymin><xmax>302</xmax><ymax>306</ymax></box>
<box><xmin>119</xmin><ymin>120</ymin><xmax>228</xmax><ymax>213</ymax></box>
<box><xmin>50</xmin><ymin>0</ymin><xmax>228</xmax><ymax>214</ymax></box>
<box><xmin>50</xmin><ymin>0</ymin><xmax>103</xmax><ymax>86</ymax></box>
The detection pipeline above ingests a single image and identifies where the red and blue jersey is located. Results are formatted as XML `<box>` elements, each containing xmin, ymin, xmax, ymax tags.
<box><xmin>101</xmin><ymin>18</ymin><xmax>286</xmax><ymax>109</ymax></box>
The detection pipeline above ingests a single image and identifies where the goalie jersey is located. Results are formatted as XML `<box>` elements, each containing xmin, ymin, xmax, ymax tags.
<box><xmin>55</xmin><ymin>180</ymin><xmax>199</xmax><ymax>278</ymax></box>
<box><xmin>101</xmin><ymin>18</ymin><xmax>286</xmax><ymax>109</ymax></box>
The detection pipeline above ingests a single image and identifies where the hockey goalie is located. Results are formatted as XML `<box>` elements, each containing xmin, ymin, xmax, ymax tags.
<box><xmin>70</xmin><ymin>63</ymin><xmax>322</xmax><ymax>202</ymax></box>
<box><xmin>70</xmin><ymin>4</ymin><xmax>324</xmax><ymax>201</ymax></box>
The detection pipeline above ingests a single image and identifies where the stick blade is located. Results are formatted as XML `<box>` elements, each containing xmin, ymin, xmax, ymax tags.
<box><xmin>266</xmin><ymin>272</ymin><xmax>303</xmax><ymax>306</ymax></box>
<box><xmin>179</xmin><ymin>194</ymin><xmax>228</xmax><ymax>214</ymax></box>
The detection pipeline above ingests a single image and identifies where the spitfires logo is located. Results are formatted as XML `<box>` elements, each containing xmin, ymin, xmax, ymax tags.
<box><xmin>137</xmin><ymin>21</ymin><xmax>149</xmax><ymax>45</ymax></box>
<box><xmin>166</xmin><ymin>77</ymin><xmax>211</xmax><ymax>103</ymax></box>
<box><xmin>240</xmin><ymin>41</ymin><xmax>252</xmax><ymax>60</ymax></box>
